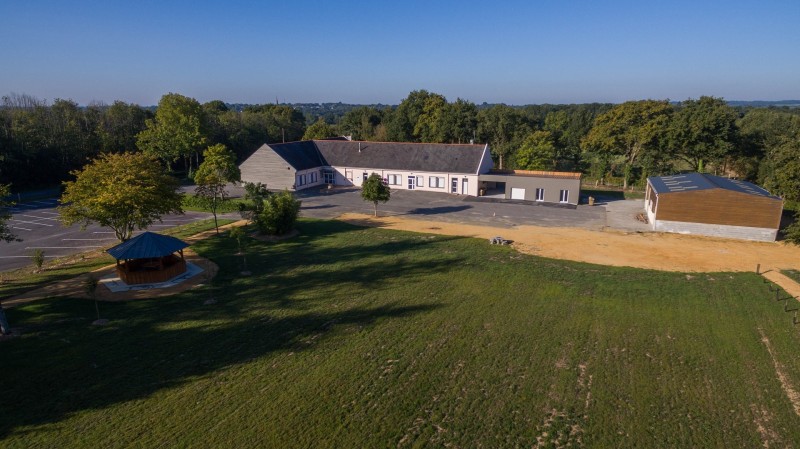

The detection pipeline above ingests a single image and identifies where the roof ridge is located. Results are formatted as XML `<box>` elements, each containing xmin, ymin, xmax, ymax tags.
<box><xmin>314</xmin><ymin>139</ymin><xmax>485</xmax><ymax>147</ymax></box>
<box><xmin>699</xmin><ymin>172</ymin><xmax>721</xmax><ymax>188</ymax></box>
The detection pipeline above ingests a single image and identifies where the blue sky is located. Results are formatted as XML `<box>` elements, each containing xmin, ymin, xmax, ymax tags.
<box><xmin>1</xmin><ymin>0</ymin><xmax>798</xmax><ymax>105</ymax></box>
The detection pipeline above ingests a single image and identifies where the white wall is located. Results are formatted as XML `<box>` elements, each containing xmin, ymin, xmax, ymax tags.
<box><xmin>476</xmin><ymin>144</ymin><xmax>494</xmax><ymax>174</ymax></box>
<box><xmin>330</xmin><ymin>166</ymin><xmax>480</xmax><ymax>195</ymax></box>
<box><xmin>294</xmin><ymin>167</ymin><xmax>325</xmax><ymax>190</ymax></box>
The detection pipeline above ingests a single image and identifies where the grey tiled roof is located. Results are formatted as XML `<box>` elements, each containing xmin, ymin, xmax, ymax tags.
<box><xmin>648</xmin><ymin>173</ymin><xmax>780</xmax><ymax>198</ymax></box>
<box><xmin>268</xmin><ymin>141</ymin><xmax>326</xmax><ymax>171</ymax></box>
<box><xmin>266</xmin><ymin>140</ymin><xmax>487</xmax><ymax>174</ymax></box>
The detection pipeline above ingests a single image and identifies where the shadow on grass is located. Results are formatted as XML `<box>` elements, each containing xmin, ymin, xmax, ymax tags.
<box><xmin>0</xmin><ymin>219</ymin><xmax>454</xmax><ymax>439</ymax></box>
<box><xmin>1</xmin><ymin>290</ymin><xmax>440</xmax><ymax>441</ymax></box>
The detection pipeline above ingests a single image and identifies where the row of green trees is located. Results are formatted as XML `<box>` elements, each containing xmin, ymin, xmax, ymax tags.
<box><xmin>0</xmin><ymin>93</ymin><xmax>305</xmax><ymax>189</ymax></box>
<box><xmin>2</xmin><ymin>90</ymin><xmax>798</xmax><ymax>210</ymax></box>
<box><xmin>310</xmin><ymin>92</ymin><xmax>799</xmax><ymax>208</ymax></box>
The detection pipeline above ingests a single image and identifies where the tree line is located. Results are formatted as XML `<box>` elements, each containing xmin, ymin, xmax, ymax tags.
<box><xmin>0</xmin><ymin>93</ymin><xmax>306</xmax><ymax>189</ymax></box>
<box><xmin>1</xmin><ymin>90</ymin><xmax>798</xmax><ymax>211</ymax></box>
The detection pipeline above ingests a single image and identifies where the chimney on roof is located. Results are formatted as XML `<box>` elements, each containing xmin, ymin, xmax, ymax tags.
<box><xmin>358</xmin><ymin>142</ymin><xmax>361</xmax><ymax>153</ymax></box>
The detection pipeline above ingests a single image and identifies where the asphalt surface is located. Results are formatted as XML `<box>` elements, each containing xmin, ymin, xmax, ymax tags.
<box><xmin>297</xmin><ymin>188</ymin><xmax>612</xmax><ymax>229</ymax></box>
<box><xmin>0</xmin><ymin>198</ymin><xmax>212</xmax><ymax>272</ymax></box>
<box><xmin>0</xmin><ymin>188</ymin><xmax>648</xmax><ymax>273</ymax></box>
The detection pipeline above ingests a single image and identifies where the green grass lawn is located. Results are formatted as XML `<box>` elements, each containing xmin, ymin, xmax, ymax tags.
<box><xmin>3</xmin><ymin>219</ymin><xmax>800</xmax><ymax>447</ymax></box>
<box><xmin>782</xmin><ymin>269</ymin><xmax>800</xmax><ymax>284</ymax></box>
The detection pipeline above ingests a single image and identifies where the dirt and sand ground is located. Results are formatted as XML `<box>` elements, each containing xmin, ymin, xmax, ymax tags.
<box><xmin>337</xmin><ymin>213</ymin><xmax>800</xmax><ymax>274</ymax></box>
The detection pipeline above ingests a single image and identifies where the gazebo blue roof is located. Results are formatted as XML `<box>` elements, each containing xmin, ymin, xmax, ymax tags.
<box><xmin>106</xmin><ymin>232</ymin><xmax>189</xmax><ymax>260</ymax></box>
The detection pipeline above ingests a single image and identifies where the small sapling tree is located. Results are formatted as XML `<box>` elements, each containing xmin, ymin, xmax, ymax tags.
<box><xmin>194</xmin><ymin>144</ymin><xmax>241</xmax><ymax>234</ymax></box>
<box><xmin>361</xmin><ymin>173</ymin><xmax>391</xmax><ymax>217</ymax></box>
<box><xmin>31</xmin><ymin>249</ymin><xmax>45</xmax><ymax>272</ymax></box>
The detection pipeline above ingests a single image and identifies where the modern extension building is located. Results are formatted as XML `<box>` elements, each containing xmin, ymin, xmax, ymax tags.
<box><xmin>239</xmin><ymin>139</ymin><xmax>582</xmax><ymax>205</ymax></box>
<box><xmin>645</xmin><ymin>173</ymin><xmax>783</xmax><ymax>242</ymax></box>
<box><xmin>479</xmin><ymin>170</ymin><xmax>581</xmax><ymax>205</ymax></box>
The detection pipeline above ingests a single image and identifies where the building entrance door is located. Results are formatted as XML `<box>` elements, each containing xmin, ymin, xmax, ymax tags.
<box><xmin>451</xmin><ymin>178</ymin><xmax>458</xmax><ymax>194</ymax></box>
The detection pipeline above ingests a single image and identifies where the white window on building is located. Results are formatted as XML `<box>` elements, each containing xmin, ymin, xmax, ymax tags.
<box><xmin>429</xmin><ymin>176</ymin><xmax>445</xmax><ymax>188</ymax></box>
<box><xmin>416</xmin><ymin>176</ymin><xmax>424</xmax><ymax>187</ymax></box>
<box><xmin>387</xmin><ymin>174</ymin><xmax>401</xmax><ymax>185</ymax></box>
<box><xmin>323</xmin><ymin>169</ymin><xmax>335</xmax><ymax>184</ymax></box>
<box><xmin>559</xmin><ymin>189</ymin><xmax>569</xmax><ymax>203</ymax></box>
<box><xmin>535</xmin><ymin>188</ymin><xmax>544</xmax><ymax>201</ymax></box>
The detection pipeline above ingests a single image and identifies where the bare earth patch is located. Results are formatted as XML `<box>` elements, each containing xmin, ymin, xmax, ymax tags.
<box><xmin>337</xmin><ymin>213</ymin><xmax>800</xmax><ymax>273</ymax></box>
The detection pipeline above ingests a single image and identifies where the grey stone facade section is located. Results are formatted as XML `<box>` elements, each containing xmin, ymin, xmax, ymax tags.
<box><xmin>653</xmin><ymin>219</ymin><xmax>778</xmax><ymax>242</ymax></box>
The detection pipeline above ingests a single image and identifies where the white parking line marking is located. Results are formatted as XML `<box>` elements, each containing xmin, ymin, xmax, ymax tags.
<box><xmin>61</xmin><ymin>237</ymin><xmax>114</xmax><ymax>242</ymax></box>
<box><xmin>31</xmin><ymin>200</ymin><xmax>58</xmax><ymax>205</ymax></box>
<box><xmin>37</xmin><ymin>211</ymin><xmax>60</xmax><ymax>216</ymax></box>
<box><xmin>0</xmin><ymin>255</ymin><xmax>60</xmax><ymax>259</ymax></box>
<box><xmin>25</xmin><ymin>246</ymin><xmax>103</xmax><ymax>249</ymax></box>
<box><xmin>18</xmin><ymin>214</ymin><xmax>60</xmax><ymax>221</ymax></box>
<box><xmin>10</xmin><ymin>219</ymin><xmax>53</xmax><ymax>227</ymax></box>
<box><xmin>93</xmin><ymin>231</ymin><xmax>116</xmax><ymax>234</ymax></box>
<box><xmin>11</xmin><ymin>226</ymin><xmax>32</xmax><ymax>231</ymax></box>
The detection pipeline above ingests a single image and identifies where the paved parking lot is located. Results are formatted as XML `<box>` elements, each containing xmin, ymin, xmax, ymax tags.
<box><xmin>297</xmin><ymin>188</ymin><xmax>610</xmax><ymax>229</ymax></box>
<box><xmin>0</xmin><ymin>199</ymin><xmax>211</xmax><ymax>272</ymax></box>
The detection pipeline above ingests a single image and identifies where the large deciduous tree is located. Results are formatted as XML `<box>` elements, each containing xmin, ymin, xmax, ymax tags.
<box><xmin>669</xmin><ymin>96</ymin><xmax>738</xmax><ymax>173</ymax></box>
<box><xmin>582</xmin><ymin>100</ymin><xmax>672</xmax><ymax>188</ymax></box>
<box><xmin>59</xmin><ymin>152</ymin><xmax>183</xmax><ymax>241</ymax></box>
<box><xmin>387</xmin><ymin>90</ymin><xmax>438</xmax><ymax>142</ymax></box>
<box><xmin>193</xmin><ymin>144</ymin><xmax>241</xmax><ymax>234</ymax></box>
<box><xmin>515</xmin><ymin>130</ymin><xmax>557</xmax><ymax>171</ymax></box>
<box><xmin>477</xmin><ymin>105</ymin><xmax>532</xmax><ymax>169</ymax></box>
<box><xmin>302</xmin><ymin>119</ymin><xmax>338</xmax><ymax>140</ymax></box>
<box><xmin>361</xmin><ymin>173</ymin><xmax>390</xmax><ymax>217</ymax></box>
<box><xmin>136</xmin><ymin>93</ymin><xmax>208</xmax><ymax>168</ymax></box>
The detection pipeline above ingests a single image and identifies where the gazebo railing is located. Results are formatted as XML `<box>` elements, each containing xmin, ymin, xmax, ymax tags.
<box><xmin>116</xmin><ymin>255</ymin><xmax>187</xmax><ymax>285</ymax></box>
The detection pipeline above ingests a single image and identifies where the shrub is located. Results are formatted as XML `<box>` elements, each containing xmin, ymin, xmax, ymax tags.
<box><xmin>31</xmin><ymin>249</ymin><xmax>45</xmax><ymax>272</ymax></box>
<box><xmin>784</xmin><ymin>213</ymin><xmax>800</xmax><ymax>245</ymax></box>
<box><xmin>239</xmin><ymin>182</ymin><xmax>271</xmax><ymax>222</ymax></box>
<box><xmin>255</xmin><ymin>191</ymin><xmax>301</xmax><ymax>235</ymax></box>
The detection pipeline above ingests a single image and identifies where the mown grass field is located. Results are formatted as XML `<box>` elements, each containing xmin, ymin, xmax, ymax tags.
<box><xmin>3</xmin><ymin>219</ymin><xmax>800</xmax><ymax>447</ymax></box>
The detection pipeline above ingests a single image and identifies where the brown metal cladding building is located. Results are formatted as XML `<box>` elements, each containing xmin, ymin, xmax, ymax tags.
<box><xmin>645</xmin><ymin>173</ymin><xmax>783</xmax><ymax>241</ymax></box>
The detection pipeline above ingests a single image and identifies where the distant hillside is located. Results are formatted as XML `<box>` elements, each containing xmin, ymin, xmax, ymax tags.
<box><xmin>727</xmin><ymin>100</ymin><xmax>800</xmax><ymax>107</ymax></box>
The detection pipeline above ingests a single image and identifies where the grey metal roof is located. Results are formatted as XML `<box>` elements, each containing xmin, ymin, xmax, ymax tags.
<box><xmin>264</xmin><ymin>140</ymin><xmax>487</xmax><ymax>174</ymax></box>
<box><xmin>107</xmin><ymin>232</ymin><xmax>189</xmax><ymax>260</ymax></box>
<box><xmin>648</xmin><ymin>173</ymin><xmax>780</xmax><ymax>198</ymax></box>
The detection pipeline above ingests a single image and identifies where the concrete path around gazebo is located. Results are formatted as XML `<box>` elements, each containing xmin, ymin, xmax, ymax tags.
<box><xmin>3</xmin><ymin>220</ymin><xmax>248</xmax><ymax>307</ymax></box>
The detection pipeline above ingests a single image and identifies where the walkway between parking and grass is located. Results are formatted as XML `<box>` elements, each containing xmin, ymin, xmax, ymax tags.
<box><xmin>761</xmin><ymin>271</ymin><xmax>800</xmax><ymax>301</ymax></box>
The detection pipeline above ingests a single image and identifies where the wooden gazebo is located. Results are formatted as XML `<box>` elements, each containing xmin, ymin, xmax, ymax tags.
<box><xmin>107</xmin><ymin>232</ymin><xmax>189</xmax><ymax>285</ymax></box>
